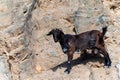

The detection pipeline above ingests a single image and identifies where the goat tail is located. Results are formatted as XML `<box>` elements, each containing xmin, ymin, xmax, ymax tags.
<box><xmin>102</xmin><ymin>26</ymin><xmax>108</xmax><ymax>37</ymax></box>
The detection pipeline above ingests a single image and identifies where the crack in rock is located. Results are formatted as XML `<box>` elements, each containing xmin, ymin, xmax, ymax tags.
<box><xmin>115</xmin><ymin>63</ymin><xmax>120</xmax><ymax>79</ymax></box>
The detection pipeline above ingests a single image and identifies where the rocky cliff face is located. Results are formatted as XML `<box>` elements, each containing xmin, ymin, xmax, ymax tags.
<box><xmin>0</xmin><ymin>0</ymin><xmax>120</xmax><ymax>80</ymax></box>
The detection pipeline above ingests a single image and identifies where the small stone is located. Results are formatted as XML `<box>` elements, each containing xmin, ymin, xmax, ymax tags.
<box><xmin>35</xmin><ymin>64</ymin><xmax>42</xmax><ymax>73</ymax></box>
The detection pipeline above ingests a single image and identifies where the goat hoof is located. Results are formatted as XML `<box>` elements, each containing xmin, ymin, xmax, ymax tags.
<box><xmin>104</xmin><ymin>65</ymin><xmax>109</xmax><ymax>68</ymax></box>
<box><xmin>64</xmin><ymin>69</ymin><xmax>70</xmax><ymax>74</ymax></box>
<box><xmin>104</xmin><ymin>63</ymin><xmax>111</xmax><ymax>68</ymax></box>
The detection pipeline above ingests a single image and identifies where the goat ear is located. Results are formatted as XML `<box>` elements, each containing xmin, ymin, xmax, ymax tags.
<box><xmin>47</xmin><ymin>30</ymin><xmax>53</xmax><ymax>36</ymax></box>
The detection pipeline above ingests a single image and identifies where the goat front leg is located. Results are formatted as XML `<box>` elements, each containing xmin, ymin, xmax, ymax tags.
<box><xmin>64</xmin><ymin>53</ymin><xmax>73</xmax><ymax>74</ymax></box>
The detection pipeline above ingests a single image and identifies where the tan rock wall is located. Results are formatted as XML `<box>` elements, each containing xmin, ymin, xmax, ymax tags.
<box><xmin>0</xmin><ymin>0</ymin><xmax>120</xmax><ymax>80</ymax></box>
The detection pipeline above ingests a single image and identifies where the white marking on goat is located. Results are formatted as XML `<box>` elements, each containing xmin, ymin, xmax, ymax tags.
<box><xmin>63</xmin><ymin>48</ymin><xmax>68</xmax><ymax>52</ymax></box>
<box><xmin>68</xmin><ymin>61</ymin><xmax>70</xmax><ymax>63</ymax></box>
<box><xmin>68</xmin><ymin>42</ymin><xmax>71</xmax><ymax>46</ymax></box>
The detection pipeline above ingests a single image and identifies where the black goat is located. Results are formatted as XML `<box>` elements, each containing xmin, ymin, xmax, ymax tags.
<box><xmin>47</xmin><ymin>27</ymin><xmax>111</xmax><ymax>74</ymax></box>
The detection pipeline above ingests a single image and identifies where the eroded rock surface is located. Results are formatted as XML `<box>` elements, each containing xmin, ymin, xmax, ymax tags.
<box><xmin>0</xmin><ymin>0</ymin><xmax>120</xmax><ymax>80</ymax></box>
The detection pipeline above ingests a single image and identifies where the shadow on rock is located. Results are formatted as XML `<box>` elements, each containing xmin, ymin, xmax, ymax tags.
<box><xmin>50</xmin><ymin>53</ymin><xmax>104</xmax><ymax>72</ymax></box>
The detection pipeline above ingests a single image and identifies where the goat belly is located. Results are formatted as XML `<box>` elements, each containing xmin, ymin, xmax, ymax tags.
<box><xmin>88</xmin><ymin>39</ymin><xmax>96</xmax><ymax>48</ymax></box>
<box><xmin>75</xmin><ymin>40</ymin><xmax>89</xmax><ymax>51</ymax></box>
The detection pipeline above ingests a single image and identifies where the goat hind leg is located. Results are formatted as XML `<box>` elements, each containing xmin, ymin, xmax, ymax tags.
<box><xmin>96</xmin><ymin>45</ymin><xmax>111</xmax><ymax>67</ymax></box>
